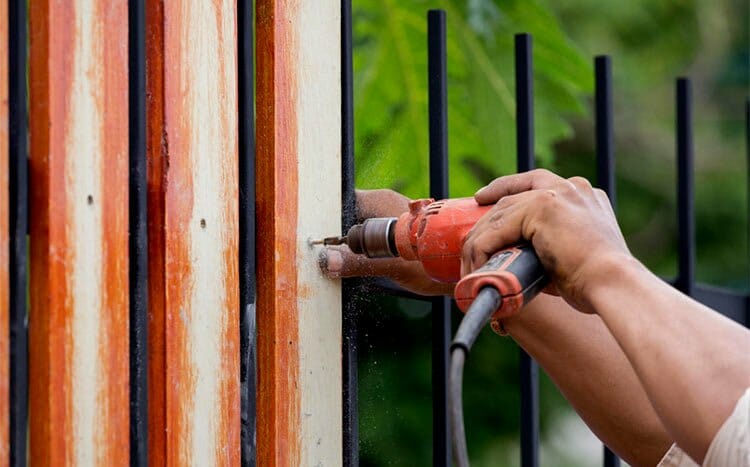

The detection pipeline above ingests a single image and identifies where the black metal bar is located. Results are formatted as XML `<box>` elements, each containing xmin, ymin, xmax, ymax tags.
<box><xmin>745</xmin><ymin>98</ymin><xmax>749</xmax><ymax>328</ymax></box>
<box><xmin>595</xmin><ymin>56</ymin><xmax>616</xmax><ymax>210</ymax></box>
<box><xmin>515</xmin><ymin>34</ymin><xmax>534</xmax><ymax>173</ymax></box>
<box><xmin>8</xmin><ymin>0</ymin><xmax>28</xmax><ymax>464</ymax></box>
<box><xmin>371</xmin><ymin>278</ymin><xmax>428</xmax><ymax>301</ymax></box>
<box><xmin>128</xmin><ymin>0</ymin><xmax>148</xmax><ymax>464</ymax></box>
<box><xmin>514</xmin><ymin>33</ymin><xmax>539</xmax><ymax>467</ymax></box>
<box><xmin>342</xmin><ymin>0</ymin><xmax>359</xmax><ymax>464</ymax></box>
<box><xmin>594</xmin><ymin>55</ymin><xmax>621</xmax><ymax>467</ymax></box>
<box><xmin>676</xmin><ymin>78</ymin><xmax>695</xmax><ymax>296</ymax></box>
<box><xmin>693</xmin><ymin>284</ymin><xmax>748</xmax><ymax>325</ymax></box>
<box><xmin>427</xmin><ymin>10</ymin><xmax>451</xmax><ymax>466</ymax></box>
<box><xmin>603</xmin><ymin>442</ymin><xmax>620</xmax><ymax>466</ymax></box>
<box><xmin>238</xmin><ymin>0</ymin><xmax>256</xmax><ymax>464</ymax></box>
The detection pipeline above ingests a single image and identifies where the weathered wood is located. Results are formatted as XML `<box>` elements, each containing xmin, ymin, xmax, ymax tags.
<box><xmin>27</xmin><ymin>0</ymin><xmax>130</xmax><ymax>464</ymax></box>
<box><xmin>146</xmin><ymin>1</ymin><xmax>240</xmax><ymax>465</ymax></box>
<box><xmin>0</xmin><ymin>1</ymin><xmax>9</xmax><ymax>463</ymax></box>
<box><xmin>256</xmin><ymin>0</ymin><xmax>343</xmax><ymax>464</ymax></box>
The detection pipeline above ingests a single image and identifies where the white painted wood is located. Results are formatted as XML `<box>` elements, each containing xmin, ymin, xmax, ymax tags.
<box><xmin>181</xmin><ymin>1</ymin><xmax>238</xmax><ymax>463</ymax></box>
<box><xmin>67</xmin><ymin>1</ymin><xmax>104</xmax><ymax>463</ymax></box>
<box><xmin>296</xmin><ymin>0</ymin><xmax>343</xmax><ymax>464</ymax></box>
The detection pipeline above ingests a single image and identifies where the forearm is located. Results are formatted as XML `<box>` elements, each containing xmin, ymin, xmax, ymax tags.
<box><xmin>589</xmin><ymin>254</ymin><xmax>750</xmax><ymax>463</ymax></box>
<box><xmin>504</xmin><ymin>295</ymin><xmax>672</xmax><ymax>465</ymax></box>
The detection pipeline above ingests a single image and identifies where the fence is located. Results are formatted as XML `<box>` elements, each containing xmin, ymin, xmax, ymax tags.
<box><xmin>1</xmin><ymin>1</ymin><xmax>747</xmax><ymax>466</ymax></box>
<box><xmin>8</xmin><ymin>0</ymin><xmax>248</xmax><ymax>464</ymax></box>
<box><xmin>340</xmin><ymin>5</ymin><xmax>749</xmax><ymax>467</ymax></box>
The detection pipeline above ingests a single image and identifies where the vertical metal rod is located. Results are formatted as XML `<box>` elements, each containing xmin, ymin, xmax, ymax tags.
<box><xmin>342</xmin><ymin>0</ymin><xmax>359</xmax><ymax>464</ymax></box>
<box><xmin>128</xmin><ymin>0</ymin><xmax>148</xmax><ymax>464</ymax></box>
<box><xmin>238</xmin><ymin>0</ymin><xmax>256</xmax><ymax>464</ymax></box>
<box><xmin>676</xmin><ymin>78</ymin><xmax>695</xmax><ymax>296</ymax></box>
<box><xmin>595</xmin><ymin>56</ymin><xmax>616</xmax><ymax>210</ymax></box>
<box><xmin>514</xmin><ymin>33</ymin><xmax>539</xmax><ymax>467</ymax></box>
<box><xmin>427</xmin><ymin>10</ymin><xmax>451</xmax><ymax>466</ymax></box>
<box><xmin>515</xmin><ymin>34</ymin><xmax>534</xmax><ymax>173</ymax></box>
<box><xmin>8</xmin><ymin>0</ymin><xmax>28</xmax><ymax>464</ymax></box>
<box><xmin>594</xmin><ymin>55</ymin><xmax>621</xmax><ymax>467</ymax></box>
<box><xmin>745</xmin><ymin>98</ymin><xmax>749</xmax><ymax>327</ymax></box>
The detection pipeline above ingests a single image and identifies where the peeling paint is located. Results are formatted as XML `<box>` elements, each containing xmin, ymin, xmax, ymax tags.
<box><xmin>28</xmin><ymin>0</ymin><xmax>130</xmax><ymax>464</ymax></box>
<box><xmin>147</xmin><ymin>1</ymin><xmax>240</xmax><ymax>465</ymax></box>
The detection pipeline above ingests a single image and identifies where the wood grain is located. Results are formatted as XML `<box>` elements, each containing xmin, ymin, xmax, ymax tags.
<box><xmin>146</xmin><ymin>1</ymin><xmax>240</xmax><ymax>465</ymax></box>
<box><xmin>256</xmin><ymin>0</ymin><xmax>342</xmax><ymax>463</ymax></box>
<box><xmin>256</xmin><ymin>0</ymin><xmax>301</xmax><ymax>463</ymax></box>
<box><xmin>28</xmin><ymin>0</ymin><xmax>130</xmax><ymax>464</ymax></box>
<box><xmin>0</xmin><ymin>1</ymin><xmax>9</xmax><ymax>463</ymax></box>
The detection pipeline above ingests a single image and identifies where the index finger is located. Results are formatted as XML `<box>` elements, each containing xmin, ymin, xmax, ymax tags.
<box><xmin>474</xmin><ymin>169</ymin><xmax>562</xmax><ymax>205</ymax></box>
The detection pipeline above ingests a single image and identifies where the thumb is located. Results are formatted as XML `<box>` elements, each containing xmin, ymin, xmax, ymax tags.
<box><xmin>319</xmin><ymin>245</ymin><xmax>406</xmax><ymax>278</ymax></box>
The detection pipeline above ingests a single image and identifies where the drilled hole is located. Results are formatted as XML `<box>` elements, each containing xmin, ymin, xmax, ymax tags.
<box><xmin>200</xmin><ymin>218</ymin><xmax>207</xmax><ymax>229</ymax></box>
<box><xmin>87</xmin><ymin>195</ymin><xmax>93</xmax><ymax>205</ymax></box>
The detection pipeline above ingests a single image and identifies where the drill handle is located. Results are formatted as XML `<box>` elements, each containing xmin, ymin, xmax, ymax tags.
<box><xmin>454</xmin><ymin>245</ymin><xmax>548</xmax><ymax>324</ymax></box>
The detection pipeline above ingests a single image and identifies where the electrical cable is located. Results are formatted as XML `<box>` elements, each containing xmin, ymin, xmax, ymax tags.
<box><xmin>449</xmin><ymin>286</ymin><xmax>502</xmax><ymax>467</ymax></box>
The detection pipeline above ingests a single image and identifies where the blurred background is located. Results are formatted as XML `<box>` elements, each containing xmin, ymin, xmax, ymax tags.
<box><xmin>350</xmin><ymin>0</ymin><xmax>749</xmax><ymax>465</ymax></box>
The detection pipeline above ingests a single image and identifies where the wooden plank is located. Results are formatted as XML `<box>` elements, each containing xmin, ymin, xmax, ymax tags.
<box><xmin>146</xmin><ymin>1</ymin><xmax>240</xmax><ymax>464</ymax></box>
<box><xmin>27</xmin><ymin>0</ymin><xmax>130</xmax><ymax>464</ymax></box>
<box><xmin>0</xmin><ymin>1</ymin><xmax>9</xmax><ymax>463</ymax></box>
<box><xmin>256</xmin><ymin>0</ymin><xmax>342</xmax><ymax>464</ymax></box>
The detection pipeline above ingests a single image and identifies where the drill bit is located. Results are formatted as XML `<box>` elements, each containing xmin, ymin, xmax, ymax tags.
<box><xmin>309</xmin><ymin>236</ymin><xmax>348</xmax><ymax>246</ymax></box>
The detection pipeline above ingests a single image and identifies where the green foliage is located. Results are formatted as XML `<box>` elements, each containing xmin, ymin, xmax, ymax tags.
<box><xmin>352</xmin><ymin>0</ymin><xmax>749</xmax><ymax>465</ymax></box>
<box><xmin>550</xmin><ymin>0</ymin><xmax>749</xmax><ymax>286</ymax></box>
<box><xmin>352</xmin><ymin>0</ymin><xmax>593</xmax><ymax>198</ymax></box>
<box><xmin>357</xmin><ymin>296</ymin><xmax>569</xmax><ymax>466</ymax></box>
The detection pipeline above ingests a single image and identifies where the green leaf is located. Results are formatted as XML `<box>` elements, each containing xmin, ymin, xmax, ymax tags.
<box><xmin>353</xmin><ymin>0</ymin><xmax>593</xmax><ymax>198</ymax></box>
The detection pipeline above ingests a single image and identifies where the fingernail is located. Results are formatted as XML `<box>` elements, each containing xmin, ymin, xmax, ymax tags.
<box><xmin>474</xmin><ymin>186</ymin><xmax>486</xmax><ymax>197</ymax></box>
<box><xmin>319</xmin><ymin>248</ymin><xmax>343</xmax><ymax>277</ymax></box>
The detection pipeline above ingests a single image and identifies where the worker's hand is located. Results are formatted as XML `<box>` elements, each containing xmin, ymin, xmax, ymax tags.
<box><xmin>320</xmin><ymin>189</ymin><xmax>454</xmax><ymax>296</ymax></box>
<box><xmin>462</xmin><ymin>169</ymin><xmax>632</xmax><ymax>313</ymax></box>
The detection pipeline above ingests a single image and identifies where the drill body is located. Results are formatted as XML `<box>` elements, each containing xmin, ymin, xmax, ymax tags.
<box><xmin>393</xmin><ymin>197</ymin><xmax>492</xmax><ymax>283</ymax></box>
<box><xmin>327</xmin><ymin>197</ymin><xmax>547</xmax><ymax>324</ymax></box>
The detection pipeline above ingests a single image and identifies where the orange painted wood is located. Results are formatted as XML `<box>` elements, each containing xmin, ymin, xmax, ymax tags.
<box><xmin>0</xmin><ymin>1</ymin><xmax>9</xmax><ymax>464</ymax></box>
<box><xmin>146</xmin><ymin>2</ymin><xmax>240</xmax><ymax>465</ymax></box>
<box><xmin>256</xmin><ymin>0</ymin><xmax>301</xmax><ymax>464</ymax></box>
<box><xmin>27</xmin><ymin>0</ymin><xmax>130</xmax><ymax>464</ymax></box>
<box><xmin>256</xmin><ymin>0</ymin><xmax>344</xmax><ymax>463</ymax></box>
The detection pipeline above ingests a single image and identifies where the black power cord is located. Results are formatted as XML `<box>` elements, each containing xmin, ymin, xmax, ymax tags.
<box><xmin>449</xmin><ymin>286</ymin><xmax>502</xmax><ymax>467</ymax></box>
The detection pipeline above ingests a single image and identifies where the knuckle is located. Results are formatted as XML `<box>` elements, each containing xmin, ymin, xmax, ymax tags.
<box><xmin>486</xmin><ymin>176</ymin><xmax>507</xmax><ymax>191</ymax></box>
<box><xmin>534</xmin><ymin>168</ymin><xmax>553</xmax><ymax>177</ymax></box>
<box><xmin>541</xmin><ymin>188</ymin><xmax>558</xmax><ymax>200</ymax></box>
<box><xmin>538</xmin><ymin>189</ymin><xmax>559</xmax><ymax>210</ymax></box>
<box><xmin>461</xmin><ymin>237</ymin><xmax>474</xmax><ymax>259</ymax></box>
<box><xmin>496</xmin><ymin>196</ymin><xmax>513</xmax><ymax>209</ymax></box>
<box><xmin>535</xmin><ymin>168</ymin><xmax>559</xmax><ymax>183</ymax></box>
<box><xmin>557</xmin><ymin>179</ymin><xmax>577</xmax><ymax>193</ymax></box>
<box><xmin>569</xmin><ymin>176</ymin><xmax>591</xmax><ymax>189</ymax></box>
<box><xmin>489</xmin><ymin>210</ymin><xmax>504</xmax><ymax>226</ymax></box>
<box><xmin>593</xmin><ymin>188</ymin><xmax>610</xmax><ymax>202</ymax></box>
<box><xmin>494</xmin><ymin>175</ymin><xmax>509</xmax><ymax>185</ymax></box>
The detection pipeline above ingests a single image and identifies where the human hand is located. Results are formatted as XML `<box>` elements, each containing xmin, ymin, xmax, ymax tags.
<box><xmin>320</xmin><ymin>189</ymin><xmax>454</xmax><ymax>296</ymax></box>
<box><xmin>462</xmin><ymin>169</ymin><xmax>633</xmax><ymax>313</ymax></box>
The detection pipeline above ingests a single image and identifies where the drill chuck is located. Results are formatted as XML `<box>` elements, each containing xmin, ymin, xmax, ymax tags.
<box><xmin>345</xmin><ymin>217</ymin><xmax>399</xmax><ymax>258</ymax></box>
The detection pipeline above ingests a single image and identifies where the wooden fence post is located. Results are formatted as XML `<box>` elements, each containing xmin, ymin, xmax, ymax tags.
<box><xmin>145</xmin><ymin>1</ymin><xmax>240</xmax><ymax>464</ymax></box>
<box><xmin>28</xmin><ymin>0</ymin><xmax>130</xmax><ymax>463</ymax></box>
<box><xmin>256</xmin><ymin>0</ymin><xmax>343</xmax><ymax>464</ymax></box>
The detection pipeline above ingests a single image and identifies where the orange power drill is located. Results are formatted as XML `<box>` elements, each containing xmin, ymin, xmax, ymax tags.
<box><xmin>318</xmin><ymin>197</ymin><xmax>548</xmax><ymax>328</ymax></box>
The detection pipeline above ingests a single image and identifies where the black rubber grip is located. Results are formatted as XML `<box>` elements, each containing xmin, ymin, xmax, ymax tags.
<box><xmin>505</xmin><ymin>244</ymin><xmax>548</xmax><ymax>303</ymax></box>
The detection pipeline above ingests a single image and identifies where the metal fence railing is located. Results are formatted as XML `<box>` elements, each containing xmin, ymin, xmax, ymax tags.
<box><xmin>339</xmin><ymin>4</ymin><xmax>750</xmax><ymax>467</ymax></box>
<box><xmin>4</xmin><ymin>1</ymin><xmax>747</xmax><ymax>466</ymax></box>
